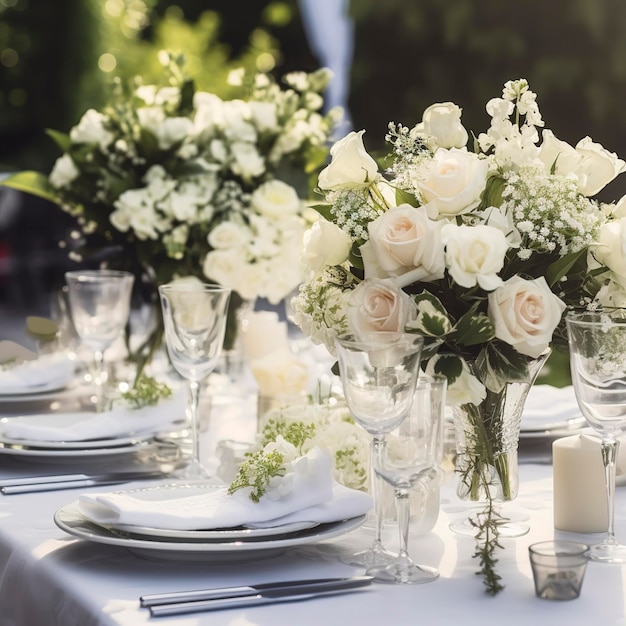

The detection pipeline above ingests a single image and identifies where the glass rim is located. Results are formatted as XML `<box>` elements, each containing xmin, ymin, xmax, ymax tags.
<box><xmin>335</xmin><ymin>331</ymin><xmax>424</xmax><ymax>344</ymax></box>
<box><xmin>566</xmin><ymin>309</ymin><xmax>626</xmax><ymax>326</ymax></box>
<box><xmin>158</xmin><ymin>282</ymin><xmax>231</xmax><ymax>294</ymax></box>
<box><xmin>65</xmin><ymin>269</ymin><xmax>134</xmax><ymax>281</ymax></box>
<box><xmin>528</xmin><ymin>540</ymin><xmax>589</xmax><ymax>557</ymax></box>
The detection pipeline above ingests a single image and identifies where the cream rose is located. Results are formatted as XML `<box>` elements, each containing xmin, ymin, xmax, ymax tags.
<box><xmin>70</xmin><ymin>109</ymin><xmax>113</xmax><ymax>149</ymax></box>
<box><xmin>441</xmin><ymin>223</ymin><xmax>508</xmax><ymax>290</ymax></box>
<box><xmin>574</xmin><ymin>137</ymin><xmax>626</xmax><ymax>197</ymax></box>
<box><xmin>418</xmin><ymin>148</ymin><xmax>489</xmax><ymax>217</ymax></box>
<box><xmin>425</xmin><ymin>356</ymin><xmax>486</xmax><ymax>406</ymax></box>
<box><xmin>538</xmin><ymin>129</ymin><xmax>582</xmax><ymax>176</ymax></box>
<box><xmin>318</xmin><ymin>130</ymin><xmax>379</xmax><ymax>190</ymax></box>
<box><xmin>488</xmin><ymin>276</ymin><xmax>565</xmax><ymax>358</ymax></box>
<box><xmin>592</xmin><ymin>217</ymin><xmax>626</xmax><ymax>288</ymax></box>
<box><xmin>348</xmin><ymin>277</ymin><xmax>417</xmax><ymax>334</ymax></box>
<box><xmin>251</xmin><ymin>180</ymin><xmax>300</xmax><ymax>218</ymax></box>
<box><xmin>360</xmin><ymin>204</ymin><xmax>445</xmax><ymax>287</ymax></box>
<box><xmin>414</xmin><ymin>102</ymin><xmax>468</xmax><ymax>149</ymax></box>
<box><xmin>49</xmin><ymin>154</ymin><xmax>79</xmax><ymax>189</ymax></box>
<box><xmin>302</xmin><ymin>220</ymin><xmax>352</xmax><ymax>274</ymax></box>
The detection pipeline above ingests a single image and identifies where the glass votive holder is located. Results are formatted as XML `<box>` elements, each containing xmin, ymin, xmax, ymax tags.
<box><xmin>528</xmin><ymin>540</ymin><xmax>589</xmax><ymax>600</ymax></box>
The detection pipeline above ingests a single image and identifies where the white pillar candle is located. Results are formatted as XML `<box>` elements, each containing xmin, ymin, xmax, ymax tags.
<box><xmin>241</xmin><ymin>311</ymin><xmax>289</xmax><ymax>361</ymax></box>
<box><xmin>553</xmin><ymin>433</ymin><xmax>608</xmax><ymax>533</ymax></box>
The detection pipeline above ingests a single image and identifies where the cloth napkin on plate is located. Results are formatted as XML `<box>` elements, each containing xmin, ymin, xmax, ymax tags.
<box><xmin>77</xmin><ymin>447</ymin><xmax>373</xmax><ymax>530</ymax></box>
<box><xmin>521</xmin><ymin>384</ymin><xmax>581</xmax><ymax>431</ymax></box>
<box><xmin>1</xmin><ymin>392</ymin><xmax>186</xmax><ymax>442</ymax></box>
<box><xmin>0</xmin><ymin>351</ymin><xmax>76</xmax><ymax>393</ymax></box>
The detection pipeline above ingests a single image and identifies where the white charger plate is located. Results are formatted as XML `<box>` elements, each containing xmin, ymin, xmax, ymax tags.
<box><xmin>0</xmin><ymin>413</ymin><xmax>154</xmax><ymax>450</ymax></box>
<box><xmin>0</xmin><ymin>439</ymin><xmax>153</xmax><ymax>460</ymax></box>
<box><xmin>54</xmin><ymin>502</ymin><xmax>366</xmax><ymax>563</ymax></box>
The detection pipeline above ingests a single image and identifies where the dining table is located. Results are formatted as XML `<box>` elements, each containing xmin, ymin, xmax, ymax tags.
<box><xmin>0</xmin><ymin>375</ymin><xmax>625</xmax><ymax>626</ymax></box>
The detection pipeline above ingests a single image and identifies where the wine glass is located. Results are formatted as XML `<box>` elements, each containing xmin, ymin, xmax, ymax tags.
<box><xmin>367</xmin><ymin>373</ymin><xmax>446</xmax><ymax>584</ymax></box>
<box><xmin>159</xmin><ymin>282</ymin><xmax>231</xmax><ymax>479</ymax></box>
<box><xmin>566</xmin><ymin>309</ymin><xmax>626</xmax><ymax>563</ymax></box>
<box><xmin>334</xmin><ymin>331</ymin><xmax>424</xmax><ymax>568</ymax></box>
<box><xmin>65</xmin><ymin>269</ymin><xmax>134</xmax><ymax>412</ymax></box>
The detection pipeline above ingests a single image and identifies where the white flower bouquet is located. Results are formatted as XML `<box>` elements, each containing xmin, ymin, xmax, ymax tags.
<box><xmin>4</xmin><ymin>53</ymin><xmax>340</xmax><ymax>349</ymax></box>
<box><xmin>291</xmin><ymin>78</ymin><xmax>626</xmax><ymax>593</ymax></box>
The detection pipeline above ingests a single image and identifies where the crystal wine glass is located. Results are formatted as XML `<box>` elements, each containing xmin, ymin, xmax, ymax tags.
<box><xmin>566</xmin><ymin>309</ymin><xmax>626</xmax><ymax>563</ymax></box>
<box><xmin>159</xmin><ymin>282</ymin><xmax>231</xmax><ymax>479</ymax></box>
<box><xmin>334</xmin><ymin>331</ymin><xmax>424</xmax><ymax>568</ymax></box>
<box><xmin>65</xmin><ymin>269</ymin><xmax>134</xmax><ymax>412</ymax></box>
<box><xmin>367</xmin><ymin>373</ymin><xmax>446</xmax><ymax>584</ymax></box>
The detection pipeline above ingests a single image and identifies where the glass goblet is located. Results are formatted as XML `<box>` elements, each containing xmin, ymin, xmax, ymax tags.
<box><xmin>159</xmin><ymin>282</ymin><xmax>231</xmax><ymax>480</ymax></box>
<box><xmin>566</xmin><ymin>309</ymin><xmax>626</xmax><ymax>563</ymax></box>
<box><xmin>367</xmin><ymin>373</ymin><xmax>446</xmax><ymax>584</ymax></box>
<box><xmin>334</xmin><ymin>331</ymin><xmax>424</xmax><ymax>569</ymax></box>
<box><xmin>65</xmin><ymin>269</ymin><xmax>134</xmax><ymax>412</ymax></box>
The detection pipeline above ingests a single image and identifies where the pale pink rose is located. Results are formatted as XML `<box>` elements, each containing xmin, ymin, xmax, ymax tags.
<box><xmin>348</xmin><ymin>278</ymin><xmax>417</xmax><ymax>334</ymax></box>
<box><xmin>360</xmin><ymin>204</ymin><xmax>445</xmax><ymax>287</ymax></box>
<box><xmin>414</xmin><ymin>102</ymin><xmax>468</xmax><ymax>149</ymax></box>
<box><xmin>488</xmin><ymin>276</ymin><xmax>565</xmax><ymax>358</ymax></box>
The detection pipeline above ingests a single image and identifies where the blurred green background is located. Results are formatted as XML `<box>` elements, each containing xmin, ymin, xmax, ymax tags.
<box><xmin>3</xmin><ymin>0</ymin><xmax>626</xmax><ymax>384</ymax></box>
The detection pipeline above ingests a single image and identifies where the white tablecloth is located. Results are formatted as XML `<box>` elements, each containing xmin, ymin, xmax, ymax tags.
<box><xmin>0</xmin><ymin>393</ymin><xmax>625</xmax><ymax>625</ymax></box>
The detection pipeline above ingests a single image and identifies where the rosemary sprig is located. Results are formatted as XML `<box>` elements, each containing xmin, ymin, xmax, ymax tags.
<box><xmin>470</xmin><ymin>498</ymin><xmax>506</xmax><ymax>595</ymax></box>
<box><xmin>227</xmin><ymin>449</ymin><xmax>286</xmax><ymax>502</ymax></box>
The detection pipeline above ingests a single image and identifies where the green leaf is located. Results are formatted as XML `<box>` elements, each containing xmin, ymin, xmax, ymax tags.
<box><xmin>407</xmin><ymin>291</ymin><xmax>452</xmax><ymax>337</ymax></box>
<box><xmin>45</xmin><ymin>129</ymin><xmax>71</xmax><ymax>152</ymax></box>
<box><xmin>0</xmin><ymin>171</ymin><xmax>58</xmax><ymax>204</ymax></box>
<box><xmin>348</xmin><ymin>244</ymin><xmax>364</xmax><ymax>270</ymax></box>
<box><xmin>310</xmin><ymin>203</ymin><xmax>334</xmax><ymax>222</ymax></box>
<box><xmin>450</xmin><ymin>305</ymin><xmax>495</xmax><ymax>346</ymax></box>
<box><xmin>546</xmin><ymin>248</ymin><xmax>588</xmax><ymax>287</ymax></box>
<box><xmin>478</xmin><ymin>174</ymin><xmax>506</xmax><ymax>211</ymax></box>
<box><xmin>474</xmin><ymin>342</ymin><xmax>533</xmax><ymax>393</ymax></box>
<box><xmin>429</xmin><ymin>353</ymin><xmax>463</xmax><ymax>384</ymax></box>
<box><xmin>395</xmin><ymin>187</ymin><xmax>419</xmax><ymax>207</ymax></box>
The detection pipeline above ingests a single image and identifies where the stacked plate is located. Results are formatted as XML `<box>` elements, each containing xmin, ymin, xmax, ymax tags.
<box><xmin>0</xmin><ymin>414</ymin><xmax>155</xmax><ymax>461</ymax></box>
<box><xmin>54</xmin><ymin>482</ymin><xmax>367</xmax><ymax>562</ymax></box>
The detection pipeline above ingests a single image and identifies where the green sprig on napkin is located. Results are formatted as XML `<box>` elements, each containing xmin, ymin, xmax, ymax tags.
<box><xmin>120</xmin><ymin>376</ymin><xmax>172</xmax><ymax>409</ymax></box>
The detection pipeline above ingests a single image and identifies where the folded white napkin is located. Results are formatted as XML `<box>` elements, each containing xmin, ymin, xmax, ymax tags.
<box><xmin>0</xmin><ymin>352</ymin><xmax>76</xmax><ymax>393</ymax></box>
<box><xmin>522</xmin><ymin>384</ymin><xmax>581</xmax><ymax>430</ymax></box>
<box><xmin>77</xmin><ymin>447</ymin><xmax>373</xmax><ymax>530</ymax></box>
<box><xmin>1</xmin><ymin>392</ymin><xmax>185</xmax><ymax>442</ymax></box>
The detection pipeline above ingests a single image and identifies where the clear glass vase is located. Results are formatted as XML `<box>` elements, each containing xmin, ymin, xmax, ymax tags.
<box><xmin>452</xmin><ymin>352</ymin><xmax>550</xmax><ymax>504</ymax></box>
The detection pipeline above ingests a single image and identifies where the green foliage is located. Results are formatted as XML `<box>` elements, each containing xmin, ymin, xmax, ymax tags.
<box><xmin>121</xmin><ymin>375</ymin><xmax>172</xmax><ymax>409</ymax></box>
<box><xmin>260</xmin><ymin>418</ymin><xmax>316</xmax><ymax>454</ymax></box>
<box><xmin>228</xmin><ymin>449</ymin><xmax>286</xmax><ymax>502</ymax></box>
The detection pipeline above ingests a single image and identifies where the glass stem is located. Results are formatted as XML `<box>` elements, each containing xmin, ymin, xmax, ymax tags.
<box><xmin>93</xmin><ymin>349</ymin><xmax>106</xmax><ymax>412</ymax></box>
<box><xmin>371</xmin><ymin>435</ymin><xmax>387</xmax><ymax>551</ymax></box>
<box><xmin>396</xmin><ymin>488</ymin><xmax>411</xmax><ymax>560</ymax></box>
<box><xmin>188</xmin><ymin>380</ymin><xmax>201</xmax><ymax>465</ymax></box>
<box><xmin>601</xmin><ymin>438</ymin><xmax>619</xmax><ymax>545</ymax></box>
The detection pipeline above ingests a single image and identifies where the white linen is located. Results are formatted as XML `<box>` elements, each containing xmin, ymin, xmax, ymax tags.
<box><xmin>0</xmin><ymin>392</ymin><xmax>185</xmax><ymax>442</ymax></box>
<box><xmin>0</xmin><ymin>351</ymin><xmax>76</xmax><ymax>392</ymax></box>
<box><xmin>521</xmin><ymin>384</ymin><xmax>580</xmax><ymax>430</ymax></box>
<box><xmin>77</xmin><ymin>448</ymin><xmax>372</xmax><ymax>530</ymax></box>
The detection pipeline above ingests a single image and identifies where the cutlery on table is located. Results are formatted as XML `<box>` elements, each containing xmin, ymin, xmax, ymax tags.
<box><xmin>0</xmin><ymin>471</ymin><xmax>166</xmax><ymax>494</ymax></box>
<box><xmin>141</xmin><ymin>576</ymin><xmax>374</xmax><ymax>617</ymax></box>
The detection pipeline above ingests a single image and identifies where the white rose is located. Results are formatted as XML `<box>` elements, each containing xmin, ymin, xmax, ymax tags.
<box><xmin>250</xmin><ymin>349</ymin><xmax>309</xmax><ymax>396</ymax></box>
<box><xmin>155</xmin><ymin>117</ymin><xmax>194</xmax><ymax>150</ymax></box>
<box><xmin>251</xmin><ymin>180</ymin><xmax>300</xmax><ymax>218</ymax></box>
<box><xmin>574</xmin><ymin>136</ymin><xmax>626</xmax><ymax>196</ymax></box>
<box><xmin>348</xmin><ymin>277</ymin><xmax>417</xmax><ymax>334</ymax></box>
<box><xmin>414</xmin><ymin>102</ymin><xmax>468</xmax><ymax>149</ymax></box>
<box><xmin>208</xmin><ymin>221</ymin><xmax>249</xmax><ymax>250</ymax></box>
<box><xmin>592</xmin><ymin>217</ymin><xmax>626</xmax><ymax>288</ymax></box>
<box><xmin>230</xmin><ymin>142</ymin><xmax>265</xmax><ymax>180</ymax></box>
<box><xmin>49</xmin><ymin>154</ymin><xmax>79</xmax><ymax>188</ymax></box>
<box><xmin>538</xmin><ymin>129</ymin><xmax>582</xmax><ymax>176</ymax></box>
<box><xmin>318</xmin><ymin>130</ymin><xmax>379</xmax><ymax>190</ymax></box>
<box><xmin>418</xmin><ymin>148</ymin><xmax>489</xmax><ymax>217</ymax></box>
<box><xmin>302</xmin><ymin>220</ymin><xmax>352</xmax><ymax>274</ymax></box>
<box><xmin>595</xmin><ymin>279</ymin><xmax>626</xmax><ymax>308</ymax></box>
<box><xmin>441</xmin><ymin>223</ymin><xmax>508</xmax><ymax>290</ymax></box>
<box><xmin>360</xmin><ymin>204</ymin><xmax>445</xmax><ymax>287</ymax></box>
<box><xmin>202</xmin><ymin>248</ymin><xmax>244</xmax><ymax>289</ymax></box>
<box><xmin>70</xmin><ymin>109</ymin><xmax>113</xmax><ymax>149</ymax></box>
<box><xmin>488</xmin><ymin>275</ymin><xmax>565</xmax><ymax>358</ymax></box>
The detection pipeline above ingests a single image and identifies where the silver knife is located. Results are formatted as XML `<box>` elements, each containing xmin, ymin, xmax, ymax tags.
<box><xmin>141</xmin><ymin>576</ymin><xmax>373</xmax><ymax>608</ymax></box>
<box><xmin>0</xmin><ymin>471</ymin><xmax>166</xmax><ymax>494</ymax></box>
<box><xmin>146</xmin><ymin>577</ymin><xmax>374</xmax><ymax>617</ymax></box>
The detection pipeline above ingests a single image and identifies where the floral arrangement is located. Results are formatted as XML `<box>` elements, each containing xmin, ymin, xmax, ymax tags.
<box><xmin>291</xmin><ymin>78</ymin><xmax>626</xmax><ymax>593</ymax></box>
<box><xmin>4</xmin><ymin>53</ymin><xmax>340</xmax><ymax>348</ymax></box>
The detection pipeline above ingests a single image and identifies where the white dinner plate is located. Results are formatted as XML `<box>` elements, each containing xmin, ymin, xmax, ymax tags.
<box><xmin>0</xmin><ymin>414</ymin><xmax>155</xmax><ymax>450</ymax></box>
<box><xmin>0</xmin><ymin>380</ymin><xmax>72</xmax><ymax>397</ymax></box>
<box><xmin>0</xmin><ymin>439</ymin><xmax>153</xmax><ymax>460</ymax></box>
<box><xmin>89</xmin><ymin>482</ymin><xmax>319</xmax><ymax>540</ymax></box>
<box><xmin>520</xmin><ymin>384</ymin><xmax>582</xmax><ymax>434</ymax></box>
<box><xmin>54</xmin><ymin>502</ymin><xmax>366</xmax><ymax>563</ymax></box>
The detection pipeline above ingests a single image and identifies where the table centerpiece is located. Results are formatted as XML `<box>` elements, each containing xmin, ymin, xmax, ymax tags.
<box><xmin>3</xmin><ymin>51</ymin><xmax>340</xmax><ymax>378</ymax></box>
<box><xmin>290</xmin><ymin>78</ymin><xmax>626</xmax><ymax>593</ymax></box>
